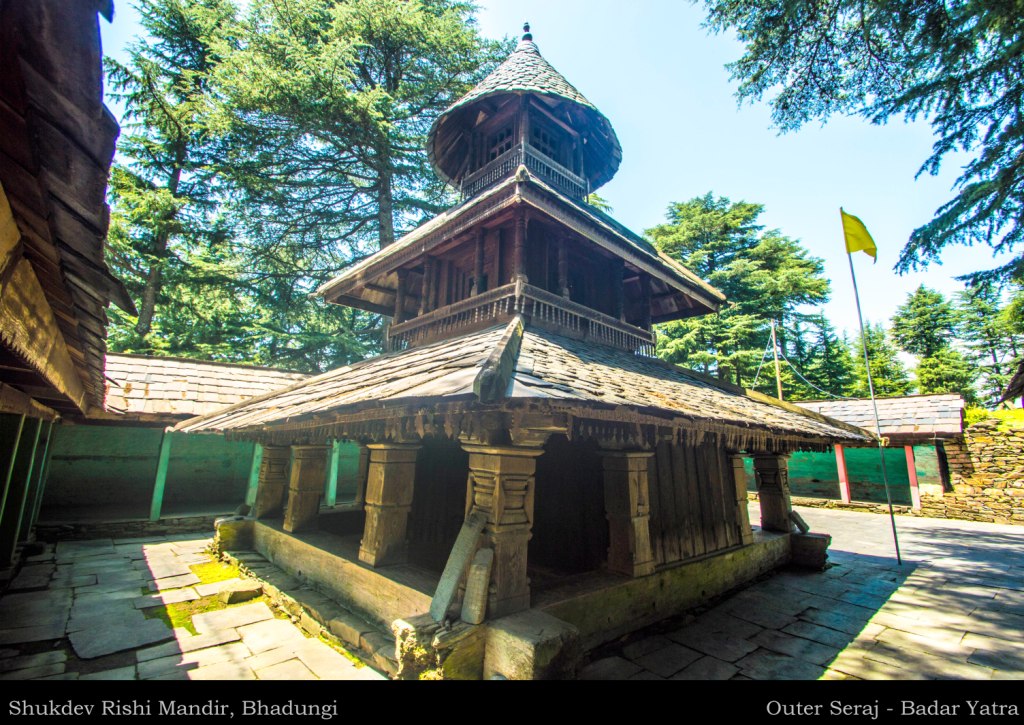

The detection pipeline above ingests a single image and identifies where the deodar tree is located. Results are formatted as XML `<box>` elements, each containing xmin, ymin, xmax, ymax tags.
<box><xmin>701</xmin><ymin>0</ymin><xmax>1024</xmax><ymax>287</ymax></box>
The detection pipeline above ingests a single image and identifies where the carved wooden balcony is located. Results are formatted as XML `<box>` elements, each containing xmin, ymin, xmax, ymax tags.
<box><xmin>461</xmin><ymin>142</ymin><xmax>588</xmax><ymax>200</ymax></box>
<box><xmin>387</xmin><ymin>281</ymin><xmax>656</xmax><ymax>356</ymax></box>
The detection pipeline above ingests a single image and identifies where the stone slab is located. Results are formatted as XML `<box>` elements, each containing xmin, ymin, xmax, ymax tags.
<box><xmin>0</xmin><ymin>622</ymin><xmax>68</xmax><ymax>645</ymax></box>
<box><xmin>187</xmin><ymin>660</ymin><xmax>256</xmax><ymax>680</ymax></box>
<box><xmin>578</xmin><ymin>656</ymin><xmax>642</xmax><ymax>680</ymax></box>
<box><xmin>245</xmin><ymin>646</ymin><xmax>303</xmax><ymax>672</ymax></box>
<box><xmin>0</xmin><ymin>650</ymin><xmax>66</xmax><ymax>674</ymax></box>
<box><xmin>192</xmin><ymin>602</ymin><xmax>274</xmax><ymax>634</ymax></box>
<box><xmin>80</xmin><ymin>666</ymin><xmax>137</xmax><ymax>680</ymax></box>
<box><xmin>750</xmin><ymin>629</ymin><xmax>841</xmax><ymax>666</ymax></box>
<box><xmin>148</xmin><ymin>573</ymin><xmax>201</xmax><ymax>591</ymax></box>
<box><xmin>633</xmin><ymin>643</ymin><xmax>702</xmax><ymax>678</ymax></box>
<box><xmin>255</xmin><ymin>659</ymin><xmax>316</xmax><ymax>680</ymax></box>
<box><xmin>69</xmin><ymin>619</ymin><xmax>173</xmax><ymax>659</ymax></box>
<box><xmin>621</xmin><ymin>635</ymin><xmax>673</xmax><ymax>661</ymax></box>
<box><xmin>133</xmin><ymin>588</ymin><xmax>200</xmax><ymax>609</ymax></box>
<box><xmin>293</xmin><ymin>639</ymin><xmax>360</xmax><ymax>680</ymax></box>
<box><xmin>670</xmin><ymin>655</ymin><xmax>739</xmax><ymax>680</ymax></box>
<box><xmin>0</xmin><ymin>663</ymin><xmax>66</xmax><ymax>680</ymax></box>
<box><xmin>237</xmin><ymin>618</ymin><xmax>306</xmax><ymax>655</ymax></box>
<box><xmin>195</xmin><ymin>578</ymin><xmax>244</xmax><ymax>597</ymax></box>
<box><xmin>137</xmin><ymin>628</ymin><xmax>242</xmax><ymax>662</ymax></box>
<box><xmin>137</xmin><ymin>641</ymin><xmax>252</xmax><ymax>679</ymax></box>
<box><xmin>218</xmin><ymin>579</ymin><xmax>262</xmax><ymax>604</ymax></box>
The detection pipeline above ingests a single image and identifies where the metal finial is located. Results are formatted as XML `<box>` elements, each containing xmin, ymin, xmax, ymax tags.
<box><xmin>522</xmin><ymin>23</ymin><xmax>532</xmax><ymax>41</ymax></box>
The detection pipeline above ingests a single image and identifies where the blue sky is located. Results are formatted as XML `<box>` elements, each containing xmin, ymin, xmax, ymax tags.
<box><xmin>99</xmin><ymin>0</ymin><xmax>1010</xmax><ymax>340</ymax></box>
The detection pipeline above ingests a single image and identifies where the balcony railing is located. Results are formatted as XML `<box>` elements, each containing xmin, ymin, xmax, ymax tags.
<box><xmin>387</xmin><ymin>282</ymin><xmax>656</xmax><ymax>357</ymax></box>
<box><xmin>461</xmin><ymin>142</ymin><xmax>588</xmax><ymax>200</ymax></box>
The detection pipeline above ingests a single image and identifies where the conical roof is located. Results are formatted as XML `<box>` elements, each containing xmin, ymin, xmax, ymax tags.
<box><xmin>428</xmin><ymin>25</ymin><xmax>622</xmax><ymax>192</ymax></box>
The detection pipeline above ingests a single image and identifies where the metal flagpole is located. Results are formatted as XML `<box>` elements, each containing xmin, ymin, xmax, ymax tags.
<box><xmin>847</xmin><ymin>252</ymin><xmax>903</xmax><ymax>566</ymax></box>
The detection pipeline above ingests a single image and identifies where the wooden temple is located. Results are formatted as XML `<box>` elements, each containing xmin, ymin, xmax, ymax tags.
<box><xmin>180</xmin><ymin>26</ymin><xmax>872</xmax><ymax>678</ymax></box>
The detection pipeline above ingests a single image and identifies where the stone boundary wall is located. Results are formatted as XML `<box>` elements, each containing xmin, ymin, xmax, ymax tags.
<box><xmin>925</xmin><ymin>419</ymin><xmax>1024</xmax><ymax>526</ymax></box>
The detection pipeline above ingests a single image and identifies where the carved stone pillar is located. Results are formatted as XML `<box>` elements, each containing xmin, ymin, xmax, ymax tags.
<box><xmin>252</xmin><ymin>446</ymin><xmax>290</xmax><ymax>520</ymax></box>
<box><xmin>462</xmin><ymin>444</ymin><xmax>544</xmax><ymax>618</ymax></box>
<box><xmin>730</xmin><ymin>454</ymin><xmax>755</xmax><ymax>545</ymax></box>
<box><xmin>359</xmin><ymin>443</ymin><xmax>420</xmax><ymax>567</ymax></box>
<box><xmin>753</xmin><ymin>453</ymin><xmax>793</xmax><ymax>533</ymax></box>
<box><xmin>600</xmin><ymin>450</ymin><xmax>656</xmax><ymax>577</ymax></box>
<box><xmin>283</xmin><ymin>445</ymin><xmax>328</xmax><ymax>533</ymax></box>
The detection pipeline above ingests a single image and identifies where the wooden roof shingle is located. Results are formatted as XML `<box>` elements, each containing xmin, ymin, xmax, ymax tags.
<box><xmin>103</xmin><ymin>354</ymin><xmax>309</xmax><ymax>421</ymax></box>
<box><xmin>177</xmin><ymin>320</ymin><xmax>872</xmax><ymax>449</ymax></box>
<box><xmin>795</xmin><ymin>394</ymin><xmax>965</xmax><ymax>443</ymax></box>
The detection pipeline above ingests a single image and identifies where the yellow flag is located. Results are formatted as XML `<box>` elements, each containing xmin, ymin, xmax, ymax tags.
<box><xmin>840</xmin><ymin>208</ymin><xmax>877</xmax><ymax>261</ymax></box>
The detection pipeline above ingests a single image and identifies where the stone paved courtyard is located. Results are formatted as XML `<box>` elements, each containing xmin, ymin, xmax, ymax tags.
<box><xmin>0</xmin><ymin>535</ymin><xmax>385</xmax><ymax>681</ymax></box>
<box><xmin>581</xmin><ymin>503</ymin><xmax>1024</xmax><ymax>680</ymax></box>
<box><xmin>2</xmin><ymin>503</ymin><xmax>1023</xmax><ymax>680</ymax></box>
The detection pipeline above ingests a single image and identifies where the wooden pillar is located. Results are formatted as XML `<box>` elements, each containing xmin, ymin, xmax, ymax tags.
<box><xmin>419</xmin><ymin>257</ymin><xmax>434</xmax><ymax>315</ymax></box>
<box><xmin>834</xmin><ymin>444</ymin><xmax>852</xmax><ymax>504</ymax></box>
<box><xmin>512</xmin><ymin>210</ymin><xmax>527</xmax><ymax>282</ymax></box>
<box><xmin>730</xmin><ymin>454</ymin><xmax>755</xmax><ymax>545</ymax></box>
<box><xmin>244</xmin><ymin>442</ymin><xmax>264</xmax><ymax>508</ymax></box>
<box><xmin>394</xmin><ymin>269</ymin><xmax>408</xmax><ymax>323</ymax></box>
<box><xmin>252</xmin><ymin>445</ymin><xmax>290</xmax><ymax>519</ymax></box>
<box><xmin>462</xmin><ymin>443</ymin><xmax>543</xmax><ymax>617</ymax></box>
<box><xmin>600</xmin><ymin>450</ymin><xmax>656</xmax><ymax>576</ymax></box>
<box><xmin>283</xmin><ymin>445</ymin><xmax>328</xmax><ymax>533</ymax></box>
<box><xmin>612</xmin><ymin>259</ymin><xmax>625</xmax><ymax>322</ymax></box>
<box><xmin>473</xmin><ymin>230</ymin><xmax>485</xmax><ymax>295</ymax></box>
<box><xmin>753</xmin><ymin>453</ymin><xmax>793</xmax><ymax>533</ymax></box>
<box><xmin>905</xmin><ymin>445</ymin><xmax>922</xmax><ymax>510</ymax></box>
<box><xmin>359</xmin><ymin>443</ymin><xmax>420</xmax><ymax>566</ymax></box>
<box><xmin>149</xmin><ymin>428</ymin><xmax>173</xmax><ymax>522</ymax></box>
<box><xmin>557</xmin><ymin>235</ymin><xmax>569</xmax><ymax>298</ymax></box>
<box><xmin>26</xmin><ymin>420</ymin><xmax>56</xmax><ymax>536</ymax></box>
<box><xmin>20</xmin><ymin>420</ymin><xmax>54</xmax><ymax>543</ymax></box>
<box><xmin>640</xmin><ymin>275</ymin><xmax>652</xmax><ymax>329</ymax></box>
<box><xmin>0</xmin><ymin>414</ymin><xmax>26</xmax><ymax>531</ymax></box>
<box><xmin>0</xmin><ymin>417</ymin><xmax>41</xmax><ymax>566</ymax></box>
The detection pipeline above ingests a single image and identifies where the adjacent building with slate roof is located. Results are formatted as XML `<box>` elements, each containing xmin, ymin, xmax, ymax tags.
<box><xmin>796</xmin><ymin>394</ymin><xmax>965</xmax><ymax>444</ymax></box>
<box><xmin>181</xmin><ymin>25</ymin><xmax>871</xmax><ymax>678</ymax></box>
<box><xmin>38</xmin><ymin>356</ymin><xmax>314</xmax><ymax>530</ymax></box>
<box><xmin>786</xmin><ymin>395</ymin><xmax>966</xmax><ymax>510</ymax></box>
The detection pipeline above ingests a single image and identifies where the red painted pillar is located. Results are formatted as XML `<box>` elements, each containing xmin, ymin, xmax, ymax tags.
<box><xmin>905</xmin><ymin>445</ymin><xmax>921</xmax><ymax>510</ymax></box>
<box><xmin>834</xmin><ymin>444</ymin><xmax>851</xmax><ymax>504</ymax></box>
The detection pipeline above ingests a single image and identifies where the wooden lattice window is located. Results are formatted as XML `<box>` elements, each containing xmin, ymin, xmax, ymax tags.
<box><xmin>531</xmin><ymin>123</ymin><xmax>562</xmax><ymax>165</ymax></box>
<box><xmin>488</xmin><ymin>126</ymin><xmax>514</xmax><ymax>161</ymax></box>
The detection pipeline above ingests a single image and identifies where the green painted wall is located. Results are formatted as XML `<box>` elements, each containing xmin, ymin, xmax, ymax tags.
<box><xmin>744</xmin><ymin>445</ymin><xmax>941</xmax><ymax>506</ymax></box>
<box><xmin>43</xmin><ymin>425</ymin><xmax>254</xmax><ymax>517</ymax></box>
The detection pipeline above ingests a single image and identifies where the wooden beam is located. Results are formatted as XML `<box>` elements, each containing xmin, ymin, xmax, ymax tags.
<box><xmin>244</xmin><ymin>442</ymin><xmax>263</xmax><ymax>508</ymax></box>
<box><xmin>0</xmin><ymin>416</ymin><xmax>41</xmax><ymax>566</ymax></box>
<box><xmin>149</xmin><ymin>429</ymin><xmax>173</xmax><ymax>521</ymax></box>
<box><xmin>473</xmin><ymin>316</ymin><xmax>524</xmax><ymax>404</ymax></box>
<box><xmin>835</xmin><ymin>444</ymin><xmax>851</xmax><ymax>504</ymax></box>
<box><xmin>0</xmin><ymin>415</ymin><xmax>25</xmax><ymax>531</ymax></box>
<box><xmin>905</xmin><ymin>445</ymin><xmax>921</xmax><ymax>510</ymax></box>
<box><xmin>0</xmin><ymin>383</ymin><xmax>59</xmax><ymax>421</ymax></box>
<box><xmin>324</xmin><ymin>439</ymin><xmax>341</xmax><ymax>507</ymax></box>
<box><xmin>24</xmin><ymin>419</ymin><xmax>55</xmax><ymax>537</ymax></box>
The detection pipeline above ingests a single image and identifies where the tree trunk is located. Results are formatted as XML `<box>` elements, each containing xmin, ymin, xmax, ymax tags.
<box><xmin>377</xmin><ymin>156</ymin><xmax>395</xmax><ymax>249</ymax></box>
<box><xmin>134</xmin><ymin>161</ymin><xmax>183</xmax><ymax>338</ymax></box>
